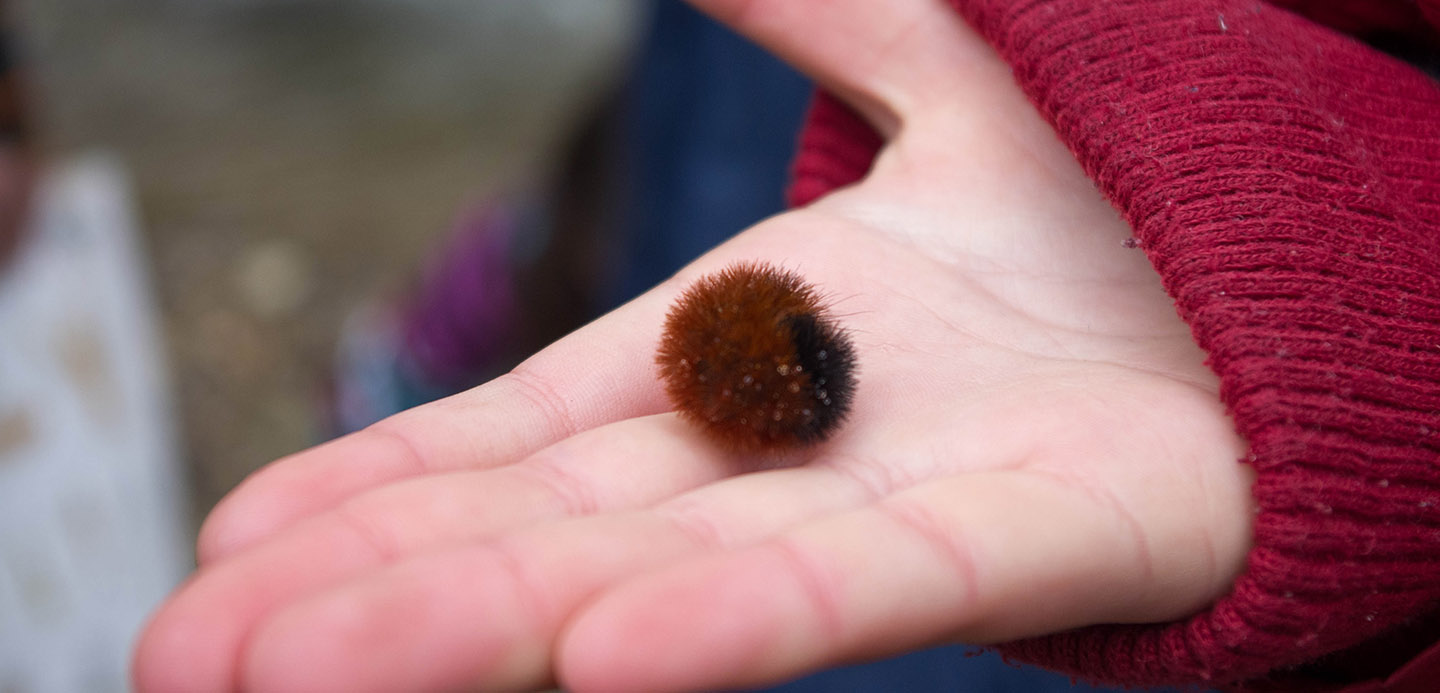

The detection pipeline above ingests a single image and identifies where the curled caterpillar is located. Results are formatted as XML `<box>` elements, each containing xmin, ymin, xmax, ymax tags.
<box><xmin>656</xmin><ymin>262</ymin><xmax>857</xmax><ymax>452</ymax></box>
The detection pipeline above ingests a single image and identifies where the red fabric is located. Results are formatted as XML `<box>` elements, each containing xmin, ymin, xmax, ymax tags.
<box><xmin>788</xmin><ymin>0</ymin><xmax>1440</xmax><ymax>690</ymax></box>
<box><xmin>788</xmin><ymin>90</ymin><xmax>882</xmax><ymax>208</ymax></box>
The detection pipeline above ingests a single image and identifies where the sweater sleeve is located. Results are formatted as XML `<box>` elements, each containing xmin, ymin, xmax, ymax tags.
<box><xmin>788</xmin><ymin>0</ymin><xmax>1440</xmax><ymax>690</ymax></box>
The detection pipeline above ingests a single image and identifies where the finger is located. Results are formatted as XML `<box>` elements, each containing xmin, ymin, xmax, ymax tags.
<box><xmin>136</xmin><ymin>412</ymin><xmax>747</xmax><ymax>693</ymax></box>
<box><xmin>686</xmin><ymin>0</ymin><xmax>1010</xmax><ymax>133</ymax></box>
<box><xmin>197</xmin><ymin>290</ymin><xmax>676</xmax><ymax>564</ymax></box>
<box><xmin>232</xmin><ymin>457</ymin><xmax>917</xmax><ymax>693</ymax></box>
<box><xmin>559</xmin><ymin>470</ymin><xmax>1202</xmax><ymax>692</ymax></box>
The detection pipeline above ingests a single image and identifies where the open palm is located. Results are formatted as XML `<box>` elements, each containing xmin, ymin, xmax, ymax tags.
<box><xmin>135</xmin><ymin>1</ymin><xmax>1254</xmax><ymax>691</ymax></box>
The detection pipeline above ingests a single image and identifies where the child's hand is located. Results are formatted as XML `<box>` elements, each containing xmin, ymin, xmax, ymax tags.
<box><xmin>134</xmin><ymin>1</ymin><xmax>1254</xmax><ymax>690</ymax></box>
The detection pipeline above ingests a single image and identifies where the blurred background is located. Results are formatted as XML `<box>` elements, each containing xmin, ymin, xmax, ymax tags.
<box><xmin>24</xmin><ymin>0</ymin><xmax>642</xmax><ymax>524</ymax></box>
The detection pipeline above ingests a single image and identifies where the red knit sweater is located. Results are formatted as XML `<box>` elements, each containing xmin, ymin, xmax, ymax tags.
<box><xmin>790</xmin><ymin>1</ymin><xmax>1440</xmax><ymax>691</ymax></box>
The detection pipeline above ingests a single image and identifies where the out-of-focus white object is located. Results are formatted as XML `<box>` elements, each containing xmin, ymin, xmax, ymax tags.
<box><xmin>0</xmin><ymin>156</ymin><xmax>189</xmax><ymax>692</ymax></box>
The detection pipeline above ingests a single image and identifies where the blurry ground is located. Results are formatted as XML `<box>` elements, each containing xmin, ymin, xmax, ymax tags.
<box><xmin>17</xmin><ymin>0</ymin><xmax>640</xmax><ymax>533</ymax></box>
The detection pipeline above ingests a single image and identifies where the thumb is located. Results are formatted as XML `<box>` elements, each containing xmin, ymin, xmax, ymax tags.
<box><xmin>685</xmin><ymin>0</ymin><xmax>1011</xmax><ymax>136</ymax></box>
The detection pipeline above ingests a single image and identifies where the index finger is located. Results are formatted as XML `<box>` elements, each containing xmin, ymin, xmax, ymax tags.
<box><xmin>197</xmin><ymin>289</ymin><xmax>676</xmax><ymax>564</ymax></box>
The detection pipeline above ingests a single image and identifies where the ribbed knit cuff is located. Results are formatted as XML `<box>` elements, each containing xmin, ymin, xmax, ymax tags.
<box><xmin>788</xmin><ymin>91</ymin><xmax>882</xmax><ymax>208</ymax></box>
<box><xmin>789</xmin><ymin>0</ymin><xmax>1440</xmax><ymax>688</ymax></box>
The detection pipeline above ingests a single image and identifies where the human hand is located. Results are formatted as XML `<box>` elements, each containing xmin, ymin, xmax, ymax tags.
<box><xmin>133</xmin><ymin>0</ymin><xmax>1255</xmax><ymax>690</ymax></box>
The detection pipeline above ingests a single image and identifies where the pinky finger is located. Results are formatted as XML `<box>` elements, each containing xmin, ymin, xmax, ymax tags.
<box><xmin>557</xmin><ymin>470</ymin><xmax>1198</xmax><ymax>693</ymax></box>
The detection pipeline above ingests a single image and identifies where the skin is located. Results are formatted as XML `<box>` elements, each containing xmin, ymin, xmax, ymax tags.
<box><xmin>132</xmin><ymin>1</ymin><xmax>1256</xmax><ymax>691</ymax></box>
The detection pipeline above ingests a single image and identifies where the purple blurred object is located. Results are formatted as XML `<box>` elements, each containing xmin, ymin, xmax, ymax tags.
<box><xmin>399</xmin><ymin>201</ymin><xmax>522</xmax><ymax>386</ymax></box>
<box><xmin>329</xmin><ymin>198</ymin><xmax>530</xmax><ymax>435</ymax></box>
